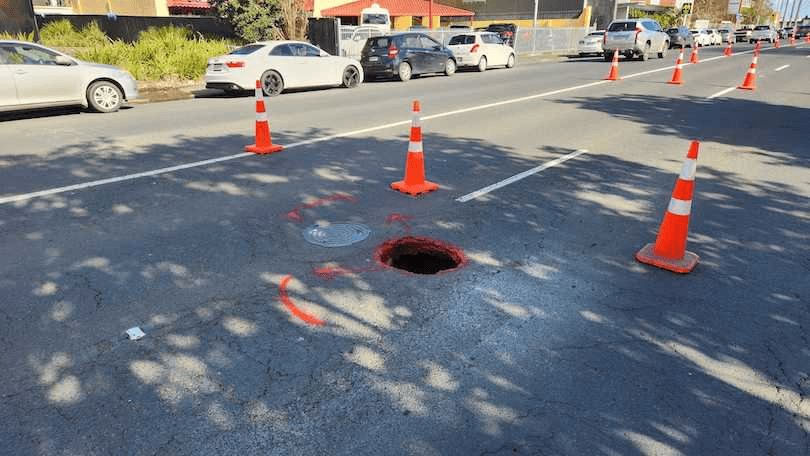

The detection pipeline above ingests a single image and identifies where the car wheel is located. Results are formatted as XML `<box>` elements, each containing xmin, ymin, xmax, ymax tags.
<box><xmin>260</xmin><ymin>70</ymin><xmax>284</xmax><ymax>96</ymax></box>
<box><xmin>477</xmin><ymin>56</ymin><xmax>487</xmax><ymax>72</ymax></box>
<box><xmin>342</xmin><ymin>65</ymin><xmax>360</xmax><ymax>88</ymax></box>
<box><xmin>506</xmin><ymin>54</ymin><xmax>515</xmax><ymax>68</ymax></box>
<box><xmin>397</xmin><ymin>61</ymin><xmax>412</xmax><ymax>81</ymax></box>
<box><xmin>639</xmin><ymin>42</ymin><xmax>650</xmax><ymax>61</ymax></box>
<box><xmin>658</xmin><ymin>42</ymin><xmax>668</xmax><ymax>59</ymax></box>
<box><xmin>86</xmin><ymin>81</ymin><xmax>123</xmax><ymax>113</ymax></box>
<box><xmin>444</xmin><ymin>58</ymin><xmax>456</xmax><ymax>76</ymax></box>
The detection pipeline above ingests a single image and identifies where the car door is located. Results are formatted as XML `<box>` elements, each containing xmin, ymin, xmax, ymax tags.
<box><xmin>6</xmin><ymin>43</ymin><xmax>83</xmax><ymax>106</ymax></box>
<box><xmin>419</xmin><ymin>35</ymin><xmax>444</xmax><ymax>72</ymax></box>
<box><xmin>483</xmin><ymin>33</ymin><xmax>509</xmax><ymax>66</ymax></box>
<box><xmin>401</xmin><ymin>35</ymin><xmax>427</xmax><ymax>73</ymax></box>
<box><xmin>0</xmin><ymin>50</ymin><xmax>18</xmax><ymax>108</ymax></box>
<box><xmin>292</xmin><ymin>43</ymin><xmax>332</xmax><ymax>86</ymax></box>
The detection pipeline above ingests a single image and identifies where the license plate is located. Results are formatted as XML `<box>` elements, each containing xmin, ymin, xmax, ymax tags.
<box><xmin>369</xmin><ymin>56</ymin><xmax>379</xmax><ymax>62</ymax></box>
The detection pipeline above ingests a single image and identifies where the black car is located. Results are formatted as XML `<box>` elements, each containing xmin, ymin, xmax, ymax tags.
<box><xmin>360</xmin><ymin>33</ymin><xmax>456</xmax><ymax>81</ymax></box>
<box><xmin>666</xmin><ymin>26</ymin><xmax>693</xmax><ymax>48</ymax></box>
<box><xmin>485</xmin><ymin>23</ymin><xmax>518</xmax><ymax>47</ymax></box>
<box><xmin>795</xmin><ymin>25</ymin><xmax>810</xmax><ymax>38</ymax></box>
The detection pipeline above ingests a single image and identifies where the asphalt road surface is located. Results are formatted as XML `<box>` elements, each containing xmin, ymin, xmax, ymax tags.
<box><xmin>2</xmin><ymin>42</ymin><xmax>809</xmax><ymax>455</ymax></box>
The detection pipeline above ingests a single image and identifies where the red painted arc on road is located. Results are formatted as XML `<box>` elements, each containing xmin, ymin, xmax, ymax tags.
<box><xmin>278</xmin><ymin>275</ymin><xmax>326</xmax><ymax>326</ymax></box>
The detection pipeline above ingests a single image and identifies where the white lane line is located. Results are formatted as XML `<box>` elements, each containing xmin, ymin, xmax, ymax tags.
<box><xmin>774</xmin><ymin>64</ymin><xmax>790</xmax><ymax>71</ymax></box>
<box><xmin>708</xmin><ymin>87</ymin><xmax>737</xmax><ymax>99</ymax></box>
<box><xmin>455</xmin><ymin>149</ymin><xmax>588</xmax><ymax>203</ymax></box>
<box><xmin>1</xmin><ymin>50</ymin><xmax>757</xmax><ymax>205</ymax></box>
<box><xmin>0</xmin><ymin>153</ymin><xmax>250</xmax><ymax>205</ymax></box>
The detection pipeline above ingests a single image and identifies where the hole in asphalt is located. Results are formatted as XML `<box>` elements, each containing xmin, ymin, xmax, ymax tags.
<box><xmin>376</xmin><ymin>236</ymin><xmax>465</xmax><ymax>275</ymax></box>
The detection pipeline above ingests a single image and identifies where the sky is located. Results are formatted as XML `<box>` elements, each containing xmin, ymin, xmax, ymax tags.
<box><xmin>773</xmin><ymin>0</ymin><xmax>809</xmax><ymax>21</ymax></box>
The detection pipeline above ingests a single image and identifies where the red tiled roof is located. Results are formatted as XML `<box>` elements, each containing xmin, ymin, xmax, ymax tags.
<box><xmin>304</xmin><ymin>0</ymin><xmax>314</xmax><ymax>11</ymax></box>
<box><xmin>321</xmin><ymin>0</ymin><xmax>473</xmax><ymax>17</ymax></box>
<box><xmin>167</xmin><ymin>0</ymin><xmax>211</xmax><ymax>8</ymax></box>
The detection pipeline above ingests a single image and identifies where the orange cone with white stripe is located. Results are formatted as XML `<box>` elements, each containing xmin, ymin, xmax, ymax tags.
<box><xmin>754</xmin><ymin>39</ymin><xmax>761</xmax><ymax>56</ymax></box>
<box><xmin>790</xmin><ymin>34</ymin><xmax>796</xmax><ymax>45</ymax></box>
<box><xmin>391</xmin><ymin>100</ymin><xmax>439</xmax><ymax>196</ymax></box>
<box><xmin>604</xmin><ymin>50</ymin><xmax>621</xmax><ymax>81</ymax></box>
<box><xmin>635</xmin><ymin>140</ymin><xmax>700</xmax><ymax>273</ymax></box>
<box><xmin>245</xmin><ymin>80</ymin><xmax>283</xmax><ymax>154</ymax></box>
<box><xmin>737</xmin><ymin>54</ymin><xmax>758</xmax><ymax>90</ymax></box>
<box><xmin>689</xmin><ymin>46</ymin><xmax>699</xmax><ymax>64</ymax></box>
<box><xmin>774</xmin><ymin>37</ymin><xmax>780</xmax><ymax>48</ymax></box>
<box><xmin>668</xmin><ymin>49</ymin><xmax>685</xmax><ymax>85</ymax></box>
<box><xmin>724</xmin><ymin>36</ymin><xmax>733</xmax><ymax>56</ymax></box>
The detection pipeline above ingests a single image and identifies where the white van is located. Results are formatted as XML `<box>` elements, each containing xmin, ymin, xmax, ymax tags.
<box><xmin>360</xmin><ymin>3</ymin><xmax>391</xmax><ymax>32</ymax></box>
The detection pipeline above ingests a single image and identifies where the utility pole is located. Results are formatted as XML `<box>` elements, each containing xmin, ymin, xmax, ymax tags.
<box><xmin>429</xmin><ymin>0</ymin><xmax>433</xmax><ymax>28</ymax></box>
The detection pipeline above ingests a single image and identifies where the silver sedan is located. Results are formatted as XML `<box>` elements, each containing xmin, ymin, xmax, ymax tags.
<box><xmin>0</xmin><ymin>40</ymin><xmax>139</xmax><ymax>113</ymax></box>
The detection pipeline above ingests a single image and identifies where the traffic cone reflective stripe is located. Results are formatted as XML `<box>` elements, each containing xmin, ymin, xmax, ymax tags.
<box><xmin>604</xmin><ymin>50</ymin><xmax>621</xmax><ymax>81</ymax></box>
<box><xmin>668</xmin><ymin>50</ymin><xmax>684</xmax><ymax>85</ymax></box>
<box><xmin>635</xmin><ymin>140</ymin><xmax>700</xmax><ymax>273</ymax></box>
<box><xmin>391</xmin><ymin>100</ymin><xmax>439</xmax><ymax>196</ymax></box>
<box><xmin>245</xmin><ymin>80</ymin><xmax>283</xmax><ymax>154</ymax></box>
<box><xmin>724</xmin><ymin>38</ymin><xmax>733</xmax><ymax>56</ymax></box>
<box><xmin>689</xmin><ymin>46</ymin><xmax>699</xmax><ymax>64</ymax></box>
<box><xmin>774</xmin><ymin>37</ymin><xmax>780</xmax><ymax>48</ymax></box>
<box><xmin>737</xmin><ymin>55</ymin><xmax>758</xmax><ymax>90</ymax></box>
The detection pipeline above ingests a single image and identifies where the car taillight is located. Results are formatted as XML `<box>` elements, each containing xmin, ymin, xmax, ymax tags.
<box><xmin>470</xmin><ymin>44</ymin><xmax>480</xmax><ymax>53</ymax></box>
<box><xmin>504</xmin><ymin>31</ymin><xmax>513</xmax><ymax>37</ymax></box>
<box><xmin>388</xmin><ymin>45</ymin><xmax>398</xmax><ymax>58</ymax></box>
<box><xmin>225</xmin><ymin>61</ymin><xmax>245</xmax><ymax>68</ymax></box>
<box><xmin>635</xmin><ymin>26</ymin><xmax>643</xmax><ymax>42</ymax></box>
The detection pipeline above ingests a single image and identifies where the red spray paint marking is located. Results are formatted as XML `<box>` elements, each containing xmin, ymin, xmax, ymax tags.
<box><xmin>312</xmin><ymin>265</ymin><xmax>384</xmax><ymax>280</ymax></box>
<box><xmin>384</xmin><ymin>213</ymin><xmax>414</xmax><ymax>234</ymax></box>
<box><xmin>278</xmin><ymin>275</ymin><xmax>326</xmax><ymax>326</ymax></box>
<box><xmin>286</xmin><ymin>193</ymin><xmax>357</xmax><ymax>221</ymax></box>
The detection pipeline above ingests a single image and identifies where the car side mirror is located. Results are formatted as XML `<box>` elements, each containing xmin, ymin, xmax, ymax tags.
<box><xmin>54</xmin><ymin>55</ymin><xmax>73</xmax><ymax>66</ymax></box>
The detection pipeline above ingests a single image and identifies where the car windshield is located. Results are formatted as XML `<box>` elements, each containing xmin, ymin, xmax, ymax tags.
<box><xmin>754</xmin><ymin>26</ymin><xmax>769</xmax><ymax>30</ymax></box>
<box><xmin>590</xmin><ymin>32</ymin><xmax>604</xmax><ymax>36</ymax></box>
<box><xmin>367</xmin><ymin>37</ymin><xmax>390</xmax><ymax>48</ymax></box>
<box><xmin>667</xmin><ymin>28</ymin><xmax>679</xmax><ymax>33</ymax></box>
<box><xmin>229</xmin><ymin>44</ymin><xmax>265</xmax><ymax>55</ymax></box>
<box><xmin>608</xmin><ymin>22</ymin><xmax>635</xmax><ymax>32</ymax></box>
<box><xmin>362</xmin><ymin>14</ymin><xmax>388</xmax><ymax>25</ymax></box>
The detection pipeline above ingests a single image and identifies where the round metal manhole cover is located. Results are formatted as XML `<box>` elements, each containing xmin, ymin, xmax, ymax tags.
<box><xmin>303</xmin><ymin>223</ymin><xmax>371</xmax><ymax>247</ymax></box>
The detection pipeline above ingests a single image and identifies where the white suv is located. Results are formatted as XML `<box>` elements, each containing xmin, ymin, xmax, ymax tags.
<box><xmin>603</xmin><ymin>19</ymin><xmax>670</xmax><ymax>61</ymax></box>
<box><xmin>750</xmin><ymin>25</ymin><xmax>778</xmax><ymax>43</ymax></box>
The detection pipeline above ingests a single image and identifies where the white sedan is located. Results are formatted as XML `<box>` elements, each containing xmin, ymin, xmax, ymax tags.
<box><xmin>204</xmin><ymin>41</ymin><xmax>363</xmax><ymax>96</ymax></box>
<box><xmin>690</xmin><ymin>30</ymin><xmax>712</xmax><ymax>47</ymax></box>
<box><xmin>0</xmin><ymin>40</ymin><xmax>138</xmax><ymax>114</ymax></box>
<box><xmin>447</xmin><ymin>32</ymin><xmax>516</xmax><ymax>72</ymax></box>
<box><xmin>577</xmin><ymin>31</ymin><xmax>605</xmax><ymax>56</ymax></box>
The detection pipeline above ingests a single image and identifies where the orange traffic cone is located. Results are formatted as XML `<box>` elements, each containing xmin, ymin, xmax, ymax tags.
<box><xmin>724</xmin><ymin>39</ymin><xmax>733</xmax><ymax>56</ymax></box>
<box><xmin>604</xmin><ymin>50</ymin><xmax>621</xmax><ymax>81</ymax></box>
<box><xmin>390</xmin><ymin>100</ymin><xmax>439</xmax><ymax>196</ymax></box>
<box><xmin>805</xmin><ymin>35</ymin><xmax>810</xmax><ymax>43</ymax></box>
<box><xmin>668</xmin><ymin>49</ymin><xmax>685</xmax><ymax>85</ymax></box>
<box><xmin>245</xmin><ymin>80</ymin><xmax>283</xmax><ymax>154</ymax></box>
<box><xmin>737</xmin><ymin>54</ymin><xmax>758</xmax><ymax>90</ymax></box>
<box><xmin>774</xmin><ymin>37</ymin><xmax>780</xmax><ymax>48</ymax></box>
<box><xmin>689</xmin><ymin>46</ymin><xmax>699</xmax><ymax>64</ymax></box>
<box><xmin>635</xmin><ymin>140</ymin><xmax>700</xmax><ymax>273</ymax></box>
<box><xmin>790</xmin><ymin>35</ymin><xmax>796</xmax><ymax>45</ymax></box>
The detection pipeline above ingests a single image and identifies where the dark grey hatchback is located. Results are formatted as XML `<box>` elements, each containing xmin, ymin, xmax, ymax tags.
<box><xmin>360</xmin><ymin>32</ymin><xmax>456</xmax><ymax>81</ymax></box>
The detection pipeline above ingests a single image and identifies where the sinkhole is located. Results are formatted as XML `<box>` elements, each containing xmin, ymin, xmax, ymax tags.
<box><xmin>375</xmin><ymin>236</ymin><xmax>466</xmax><ymax>275</ymax></box>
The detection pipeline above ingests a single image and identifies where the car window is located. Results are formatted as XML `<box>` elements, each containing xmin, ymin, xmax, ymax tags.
<box><xmin>3</xmin><ymin>44</ymin><xmax>60</xmax><ymax>65</ymax></box>
<box><xmin>754</xmin><ymin>25</ymin><xmax>769</xmax><ymax>30</ymax></box>
<box><xmin>419</xmin><ymin>35</ymin><xmax>439</xmax><ymax>48</ymax></box>
<box><xmin>300</xmin><ymin>44</ymin><xmax>322</xmax><ymax>57</ymax></box>
<box><xmin>230</xmin><ymin>44</ymin><xmax>266</xmax><ymax>55</ymax></box>
<box><xmin>608</xmin><ymin>22</ymin><xmax>635</xmax><ymax>32</ymax></box>
<box><xmin>269</xmin><ymin>44</ymin><xmax>293</xmax><ymax>56</ymax></box>
<box><xmin>367</xmin><ymin>37</ymin><xmax>390</xmax><ymax>48</ymax></box>
<box><xmin>449</xmin><ymin>35</ymin><xmax>474</xmax><ymax>45</ymax></box>
<box><xmin>401</xmin><ymin>35</ymin><xmax>421</xmax><ymax>49</ymax></box>
<box><xmin>482</xmin><ymin>33</ymin><xmax>502</xmax><ymax>44</ymax></box>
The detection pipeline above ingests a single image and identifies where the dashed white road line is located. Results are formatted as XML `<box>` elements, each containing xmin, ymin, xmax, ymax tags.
<box><xmin>0</xmin><ymin>46</ymin><xmax>782</xmax><ymax>205</ymax></box>
<box><xmin>456</xmin><ymin>150</ymin><xmax>588</xmax><ymax>202</ymax></box>
<box><xmin>708</xmin><ymin>87</ymin><xmax>737</xmax><ymax>99</ymax></box>
<box><xmin>774</xmin><ymin>64</ymin><xmax>790</xmax><ymax>71</ymax></box>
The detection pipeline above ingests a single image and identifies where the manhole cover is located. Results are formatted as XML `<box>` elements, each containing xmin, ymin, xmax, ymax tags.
<box><xmin>303</xmin><ymin>223</ymin><xmax>371</xmax><ymax>247</ymax></box>
<box><xmin>375</xmin><ymin>236</ymin><xmax>466</xmax><ymax>275</ymax></box>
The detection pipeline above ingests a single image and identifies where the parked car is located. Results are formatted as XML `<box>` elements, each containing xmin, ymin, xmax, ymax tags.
<box><xmin>360</xmin><ymin>32</ymin><xmax>456</xmax><ymax>81</ymax></box>
<box><xmin>576</xmin><ymin>30</ymin><xmax>605</xmax><ymax>56</ymax></box>
<box><xmin>735</xmin><ymin>25</ymin><xmax>754</xmax><ymax>42</ymax></box>
<box><xmin>779</xmin><ymin>27</ymin><xmax>793</xmax><ymax>38</ymax></box>
<box><xmin>603</xmin><ymin>19</ymin><xmax>669</xmax><ymax>61</ymax></box>
<box><xmin>719</xmin><ymin>28</ymin><xmax>734</xmax><ymax>43</ymax></box>
<box><xmin>204</xmin><ymin>41</ymin><xmax>363</xmax><ymax>96</ymax></box>
<box><xmin>796</xmin><ymin>25</ymin><xmax>810</xmax><ymax>38</ymax></box>
<box><xmin>666</xmin><ymin>26</ymin><xmax>693</xmax><ymax>48</ymax></box>
<box><xmin>485</xmin><ymin>23</ymin><xmax>518</xmax><ymax>47</ymax></box>
<box><xmin>705</xmin><ymin>29</ymin><xmax>722</xmax><ymax>45</ymax></box>
<box><xmin>690</xmin><ymin>29</ymin><xmax>711</xmax><ymax>46</ymax></box>
<box><xmin>0</xmin><ymin>40</ymin><xmax>138</xmax><ymax>114</ymax></box>
<box><xmin>749</xmin><ymin>24</ymin><xmax>778</xmax><ymax>42</ymax></box>
<box><xmin>447</xmin><ymin>31</ymin><xmax>516</xmax><ymax>71</ymax></box>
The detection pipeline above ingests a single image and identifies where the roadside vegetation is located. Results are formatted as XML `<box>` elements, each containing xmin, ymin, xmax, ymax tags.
<box><xmin>1</xmin><ymin>20</ymin><xmax>241</xmax><ymax>81</ymax></box>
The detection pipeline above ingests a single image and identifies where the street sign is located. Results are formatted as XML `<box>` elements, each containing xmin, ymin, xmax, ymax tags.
<box><xmin>728</xmin><ymin>0</ymin><xmax>741</xmax><ymax>14</ymax></box>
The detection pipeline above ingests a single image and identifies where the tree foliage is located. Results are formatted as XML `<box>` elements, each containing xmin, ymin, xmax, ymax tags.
<box><xmin>208</xmin><ymin>0</ymin><xmax>306</xmax><ymax>42</ymax></box>
<box><xmin>628</xmin><ymin>8</ymin><xmax>684</xmax><ymax>29</ymax></box>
